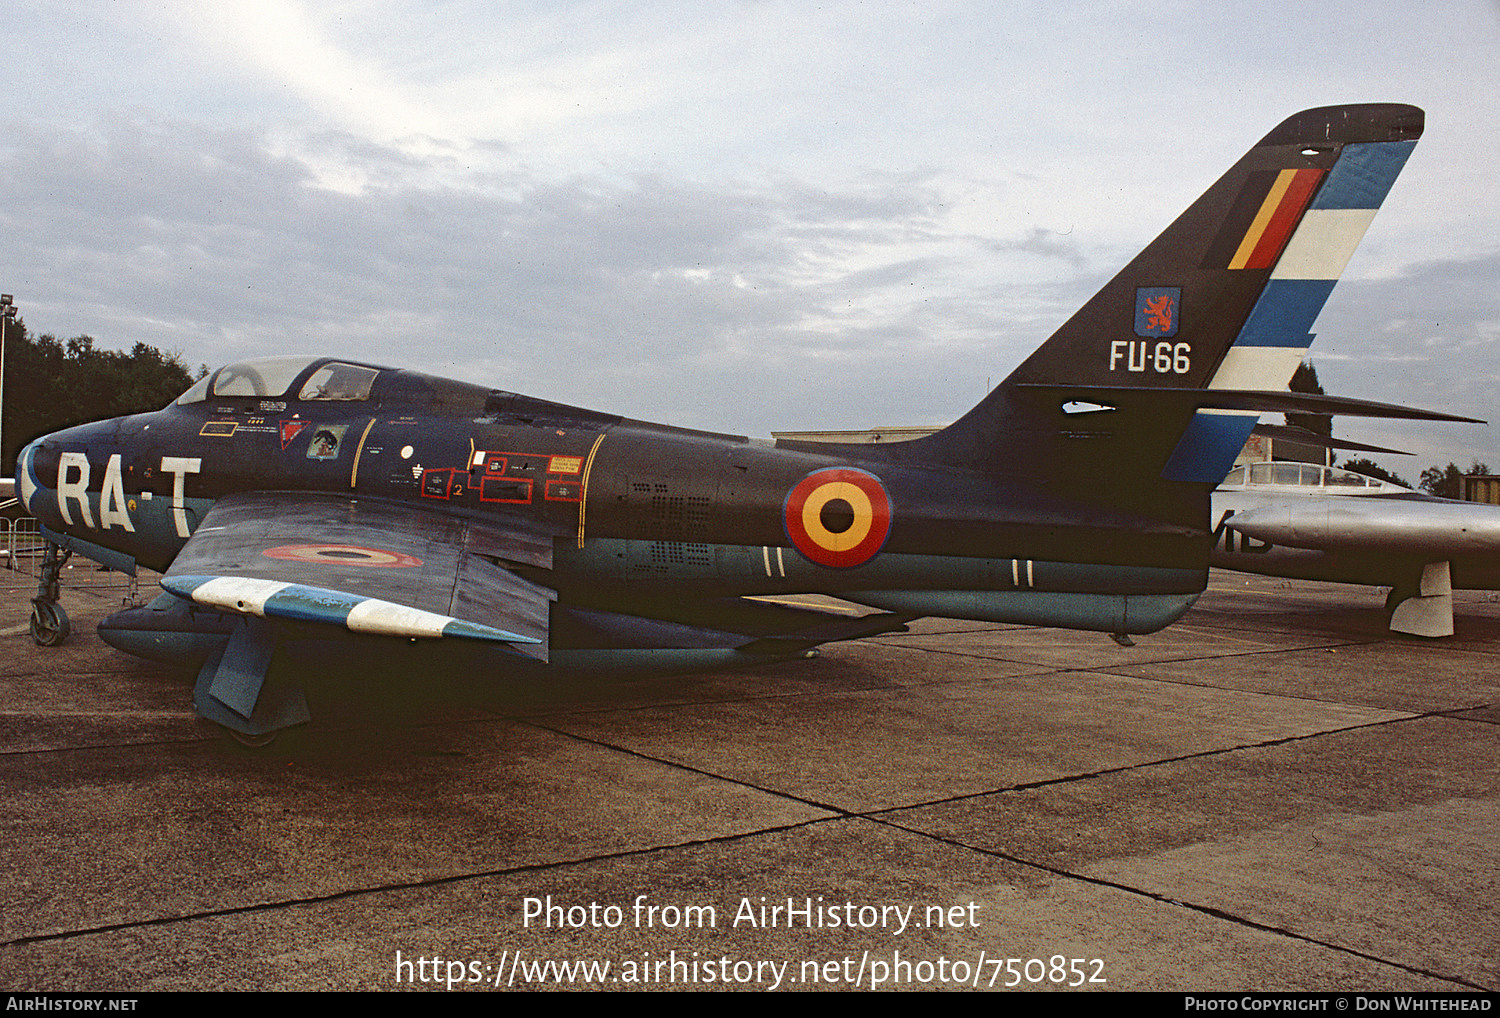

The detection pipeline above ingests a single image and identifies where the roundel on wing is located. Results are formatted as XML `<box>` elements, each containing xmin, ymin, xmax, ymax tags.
<box><xmin>783</xmin><ymin>467</ymin><xmax>892</xmax><ymax>569</ymax></box>
<box><xmin>263</xmin><ymin>544</ymin><xmax>423</xmax><ymax>568</ymax></box>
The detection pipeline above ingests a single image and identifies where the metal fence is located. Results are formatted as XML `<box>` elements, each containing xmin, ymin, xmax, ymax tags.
<box><xmin>2</xmin><ymin>517</ymin><xmax>140</xmax><ymax>596</ymax></box>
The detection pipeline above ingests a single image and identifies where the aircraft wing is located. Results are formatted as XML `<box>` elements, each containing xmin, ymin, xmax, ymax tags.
<box><xmin>159</xmin><ymin>492</ymin><xmax>556</xmax><ymax>661</ymax></box>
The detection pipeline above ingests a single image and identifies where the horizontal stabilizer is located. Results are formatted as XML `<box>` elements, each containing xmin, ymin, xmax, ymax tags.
<box><xmin>1015</xmin><ymin>384</ymin><xmax>1482</xmax><ymax>423</ymax></box>
<box><xmin>1251</xmin><ymin>422</ymin><xmax>1411</xmax><ymax>457</ymax></box>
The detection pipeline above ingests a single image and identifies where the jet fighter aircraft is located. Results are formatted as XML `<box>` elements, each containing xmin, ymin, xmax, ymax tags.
<box><xmin>1213</xmin><ymin>462</ymin><xmax>1500</xmax><ymax>637</ymax></box>
<box><xmin>17</xmin><ymin>104</ymin><xmax>1466</xmax><ymax>740</ymax></box>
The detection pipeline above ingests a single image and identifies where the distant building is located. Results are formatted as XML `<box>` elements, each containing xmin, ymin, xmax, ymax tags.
<box><xmin>1461</xmin><ymin>474</ymin><xmax>1500</xmax><ymax>505</ymax></box>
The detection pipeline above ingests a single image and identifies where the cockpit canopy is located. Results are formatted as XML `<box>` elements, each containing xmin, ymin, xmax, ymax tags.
<box><xmin>175</xmin><ymin>357</ymin><xmax>381</xmax><ymax>405</ymax></box>
<box><xmin>1219</xmin><ymin>461</ymin><xmax>1410</xmax><ymax>492</ymax></box>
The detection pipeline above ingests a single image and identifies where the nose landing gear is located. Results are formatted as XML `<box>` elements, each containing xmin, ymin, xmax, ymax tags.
<box><xmin>30</xmin><ymin>541</ymin><xmax>72</xmax><ymax>647</ymax></box>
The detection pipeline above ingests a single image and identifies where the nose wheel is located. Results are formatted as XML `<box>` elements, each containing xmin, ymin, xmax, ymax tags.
<box><xmin>30</xmin><ymin>600</ymin><xmax>70</xmax><ymax>646</ymax></box>
<box><xmin>30</xmin><ymin>541</ymin><xmax>73</xmax><ymax>647</ymax></box>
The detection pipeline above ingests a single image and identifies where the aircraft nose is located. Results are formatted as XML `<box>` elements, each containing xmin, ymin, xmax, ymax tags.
<box><xmin>15</xmin><ymin>438</ymin><xmax>41</xmax><ymax>516</ymax></box>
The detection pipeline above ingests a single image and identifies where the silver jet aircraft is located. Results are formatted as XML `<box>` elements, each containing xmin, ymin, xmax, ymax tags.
<box><xmin>1213</xmin><ymin>462</ymin><xmax>1500</xmax><ymax>636</ymax></box>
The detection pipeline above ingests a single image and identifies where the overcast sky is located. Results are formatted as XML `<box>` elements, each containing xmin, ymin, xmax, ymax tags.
<box><xmin>4</xmin><ymin>1</ymin><xmax>1499</xmax><ymax>477</ymax></box>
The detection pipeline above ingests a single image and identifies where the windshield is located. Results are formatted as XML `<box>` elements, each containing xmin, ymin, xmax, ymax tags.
<box><xmin>174</xmin><ymin>373</ymin><xmax>213</xmax><ymax>406</ymax></box>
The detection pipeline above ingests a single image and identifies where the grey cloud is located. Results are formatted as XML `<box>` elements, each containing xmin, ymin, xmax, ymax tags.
<box><xmin>987</xmin><ymin>226</ymin><xmax>1088</xmax><ymax>269</ymax></box>
<box><xmin>22</xmin><ymin>115</ymin><xmax>1489</xmax><ymax>449</ymax></box>
<box><xmin>1302</xmin><ymin>249</ymin><xmax>1500</xmax><ymax>473</ymax></box>
<box><xmin>6</xmin><ymin>118</ymin><xmax>1050</xmax><ymax>434</ymax></box>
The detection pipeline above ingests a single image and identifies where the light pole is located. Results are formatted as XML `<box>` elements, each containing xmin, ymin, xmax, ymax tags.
<box><xmin>0</xmin><ymin>294</ymin><xmax>13</xmax><ymax>475</ymax></box>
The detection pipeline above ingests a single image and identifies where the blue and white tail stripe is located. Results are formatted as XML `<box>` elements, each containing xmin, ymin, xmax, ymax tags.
<box><xmin>1163</xmin><ymin>139</ymin><xmax>1419</xmax><ymax>483</ymax></box>
<box><xmin>161</xmin><ymin>574</ymin><xmax>541</xmax><ymax>644</ymax></box>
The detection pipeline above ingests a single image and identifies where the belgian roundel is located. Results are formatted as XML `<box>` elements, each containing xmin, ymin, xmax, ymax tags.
<box><xmin>263</xmin><ymin>544</ymin><xmax>423</xmax><ymax>568</ymax></box>
<box><xmin>783</xmin><ymin>467</ymin><xmax>892</xmax><ymax>569</ymax></box>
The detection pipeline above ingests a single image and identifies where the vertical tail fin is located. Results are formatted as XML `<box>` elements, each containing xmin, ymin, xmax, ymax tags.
<box><xmin>918</xmin><ymin>104</ymin><xmax>1423</xmax><ymax>508</ymax></box>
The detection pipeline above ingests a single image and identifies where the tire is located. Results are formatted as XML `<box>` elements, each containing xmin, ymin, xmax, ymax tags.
<box><xmin>30</xmin><ymin>602</ymin><xmax>70</xmax><ymax>646</ymax></box>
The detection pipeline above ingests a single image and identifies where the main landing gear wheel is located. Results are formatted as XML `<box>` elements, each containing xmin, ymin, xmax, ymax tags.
<box><xmin>30</xmin><ymin>601</ymin><xmax>70</xmax><ymax>646</ymax></box>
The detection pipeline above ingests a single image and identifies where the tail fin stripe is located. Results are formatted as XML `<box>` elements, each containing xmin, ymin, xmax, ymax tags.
<box><xmin>1226</xmin><ymin>169</ymin><xmax>1298</xmax><ymax>269</ymax></box>
<box><xmin>1167</xmin><ymin>137</ymin><xmax>1423</xmax><ymax>483</ymax></box>
<box><xmin>1202</xmin><ymin>171</ymin><xmax>1282</xmax><ymax>269</ymax></box>
<box><xmin>1230</xmin><ymin>279</ymin><xmax>1338</xmax><ymax>348</ymax></box>
<box><xmin>1229</xmin><ymin>168</ymin><xmax>1325</xmax><ymax>270</ymax></box>
<box><xmin>1161</xmin><ymin>413</ymin><xmax>1260</xmax><ymax>484</ymax></box>
<box><xmin>1272</xmin><ymin>208</ymin><xmax>1381</xmax><ymax>280</ymax></box>
<box><xmin>1206</xmin><ymin>346</ymin><xmax>1311</xmax><ymax>392</ymax></box>
<box><xmin>1310</xmin><ymin>141</ymin><xmax>1418</xmax><ymax>210</ymax></box>
<box><xmin>1216</xmin><ymin>137</ymin><xmax>1419</xmax><ymax>364</ymax></box>
<box><xmin>1170</xmin><ymin>135</ymin><xmax>1416</xmax><ymax>485</ymax></box>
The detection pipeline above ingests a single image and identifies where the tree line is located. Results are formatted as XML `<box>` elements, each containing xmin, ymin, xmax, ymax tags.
<box><xmin>1338</xmin><ymin>458</ymin><xmax>1491</xmax><ymax>498</ymax></box>
<box><xmin>2</xmin><ymin>321</ymin><xmax>198</xmax><ymax>472</ymax></box>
